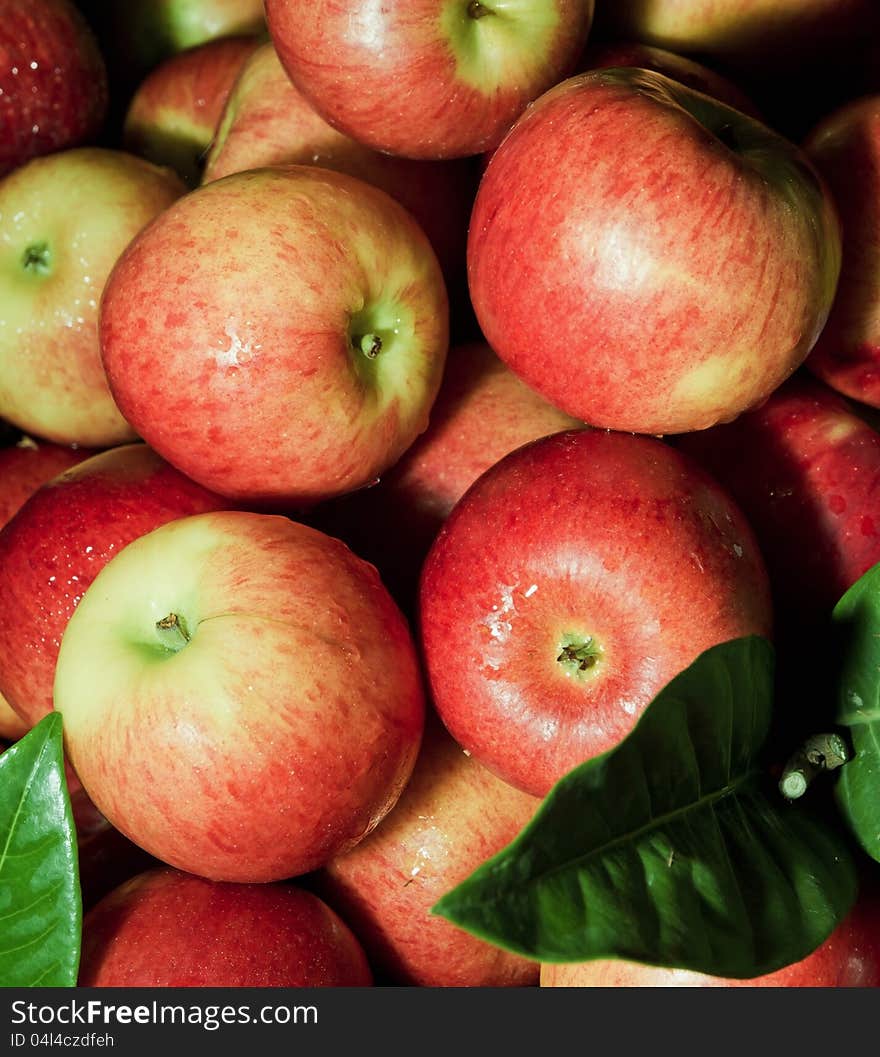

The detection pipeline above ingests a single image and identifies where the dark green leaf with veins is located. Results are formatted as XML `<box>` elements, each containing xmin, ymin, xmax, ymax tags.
<box><xmin>831</xmin><ymin>562</ymin><xmax>880</xmax><ymax>863</ymax></box>
<box><xmin>0</xmin><ymin>713</ymin><xmax>81</xmax><ymax>986</ymax></box>
<box><xmin>433</xmin><ymin>636</ymin><xmax>856</xmax><ymax>978</ymax></box>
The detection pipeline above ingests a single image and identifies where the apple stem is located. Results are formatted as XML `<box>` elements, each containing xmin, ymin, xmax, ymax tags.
<box><xmin>156</xmin><ymin>612</ymin><xmax>191</xmax><ymax>652</ymax></box>
<box><xmin>778</xmin><ymin>733</ymin><xmax>849</xmax><ymax>801</ymax></box>
<box><xmin>467</xmin><ymin>0</ymin><xmax>491</xmax><ymax>17</ymax></box>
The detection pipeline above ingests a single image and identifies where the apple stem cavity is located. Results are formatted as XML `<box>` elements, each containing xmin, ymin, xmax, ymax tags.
<box><xmin>778</xmin><ymin>732</ymin><xmax>850</xmax><ymax>801</ymax></box>
<box><xmin>21</xmin><ymin>241</ymin><xmax>52</xmax><ymax>277</ymax></box>
<box><xmin>156</xmin><ymin>612</ymin><xmax>192</xmax><ymax>653</ymax></box>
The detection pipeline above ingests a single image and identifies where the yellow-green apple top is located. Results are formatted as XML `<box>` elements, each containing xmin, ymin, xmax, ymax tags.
<box><xmin>0</xmin><ymin>148</ymin><xmax>186</xmax><ymax>446</ymax></box>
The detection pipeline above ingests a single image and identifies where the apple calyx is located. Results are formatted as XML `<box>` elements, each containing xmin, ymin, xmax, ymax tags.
<box><xmin>354</xmin><ymin>332</ymin><xmax>383</xmax><ymax>360</ymax></box>
<box><xmin>21</xmin><ymin>241</ymin><xmax>52</xmax><ymax>277</ymax></box>
<box><xmin>778</xmin><ymin>732</ymin><xmax>849</xmax><ymax>801</ymax></box>
<box><xmin>557</xmin><ymin>633</ymin><xmax>603</xmax><ymax>679</ymax></box>
<box><xmin>156</xmin><ymin>612</ymin><xmax>192</xmax><ymax>652</ymax></box>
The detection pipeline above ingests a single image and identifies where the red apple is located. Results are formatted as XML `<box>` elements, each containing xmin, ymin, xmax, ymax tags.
<box><xmin>311</xmin><ymin>341</ymin><xmax>581</xmax><ymax>608</ymax></box>
<box><xmin>803</xmin><ymin>96</ymin><xmax>880</xmax><ymax>407</ymax></box>
<box><xmin>0</xmin><ymin>698</ymin><xmax>27</xmax><ymax>742</ymax></box>
<box><xmin>319</xmin><ymin>716</ymin><xmax>539</xmax><ymax>987</ymax></box>
<box><xmin>79</xmin><ymin>868</ymin><xmax>372</xmax><ymax>987</ymax></box>
<box><xmin>541</xmin><ymin>892</ymin><xmax>880</xmax><ymax>986</ymax></box>
<box><xmin>54</xmin><ymin>510</ymin><xmax>425</xmax><ymax>882</ymax></box>
<box><xmin>468</xmin><ymin>68</ymin><xmax>841</xmax><ymax>436</ymax></box>
<box><xmin>581</xmin><ymin>41</ymin><xmax>759</xmax><ymax>116</ymax></box>
<box><xmin>265</xmin><ymin>0</ymin><xmax>594</xmax><ymax>160</ymax></box>
<box><xmin>0</xmin><ymin>443</ymin><xmax>229</xmax><ymax>728</ymax></box>
<box><xmin>0</xmin><ymin>435</ymin><xmax>89</xmax><ymax>526</ymax></box>
<box><xmin>0</xmin><ymin>436</ymin><xmax>90</xmax><ymax>738</ymax></box>
<box><xmin>203</xmin><ymin>42</ymin><xmax>477</xmax><ymax>288</ymax></box>
<box><xmin>0</xmin><ymin>0</ymin><xmax>107</xmax><ymax>176</ymax></box>
<box><xmin>419</xmin><ymin>429</ymin><xmax>773</xmax><ymax>797</ymax></box>
<box><xmin>100</xmin><ymin>166</ymin><xmax>449</xmax><ymax>507</ymax></box>
<box><xmin>70</xmin><ymin>786</ymin><xmax>159</xmax><ymax>913</ymax></box>
<box><xmin>677</xmin><ymin>373</ymin><xmax>880</xmax><ymax>631</ymax></box>
<box><xmin>0</xmin><ymin>148</ymin><xmax>186</xmax><ymax>447</ymax></box>
<box><xmin>123</xmin><ymin>36</ymin><xmax>261</xmax><ymax>187</ymax></box>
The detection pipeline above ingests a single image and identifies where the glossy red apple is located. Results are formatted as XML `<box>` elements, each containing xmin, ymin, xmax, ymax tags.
<box><xmin>541</xmin><ymin>892</ymin><xmax>880</xmax><ymax>986</ymax></box>
<box><xmin>0</xmin><ymin>0</ymin><xmax>107</xmax><ymax>176</ymax></box>
<box><xmin>100</xmin><ymin>166</ymin><xmax>449</xmax><ymax>507</ymax></box>
<box><xmin>803</xmin><ymin>96</ymin><xmax>880</xmax><ymax>407</ymax></box>
<box><xmin>0</xmin><ymin>436</ymin><xmax>90</xmax><ymax>738</ymax></box>
<box><xmin>0</xmin><ymin>148</ymin><xmax>186</xmax><ymax>447</ymax></box>
<box><xmin>311</xmin><ymin>341</ymin><xmax>580</xmax><ymax>608</ymax></box>
<box><xmin>203</xmin><ymin>42</ymin><xmax>477</xmax><ymax>287</ymax></box>
<box><xmin>79</xmin><ymin>868</ymin><xmax>372</xmax><ymax>987</ymax></box>
<box><xmin>55</xmin><ymin>510</ymin><xmax>425</xmax><ymax>882</ymax></box>
<box><xmin>468</xmin><ymin>68</ymin><xmax>841</xmax><ymax>436</ymax></box>
<box><xmin>123</xmin><ymin>36</ymin><xmax>260</xmax><ymax>186</ymax></box>
<box><xmin>677</xmin><ymin>373</ymin><xmax>880</xmax><ymax>631</ymax></box>
<box><xmin>0</xmin><ymin>443</ymin><xmax>229</xmax><ymax>728</ymax></box>
<box><xmin>320</xmin><ymin>716</ymin><xmax>539</xmax><ymax>987</ymax></box>
<box><xmin>420</xmin><ymin>429</ymin><xmax>773</xmax><ymax>797</ymax></box>
<box><xmin>0</xmin><ymin>436</ymin><xmax>89</xmax><ymax>527</ymax></box>
<box><xmin>265</xmin><ymin>0</ymin><xmax>594</xmax><ymax>160</ymax></box>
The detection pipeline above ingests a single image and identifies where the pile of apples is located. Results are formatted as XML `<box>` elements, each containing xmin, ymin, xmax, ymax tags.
<box><xmin>1</xmin><ymin>0</ymin><xmax>880</xmax><ymax>988</ymax></box>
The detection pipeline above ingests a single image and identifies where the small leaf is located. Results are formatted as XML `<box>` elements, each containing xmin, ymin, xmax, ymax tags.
<box><xmin>433</xmin><ymin>637</ymin><xmax>856</xmax><ymax>978</ymax></box>
<box><xmin>831</xmin><ymin>562</ymin><xmax>880</xmax><ymax>862</ymax></box>
<box><xmin>0</xmin><ymin>713</ymin><xmax>81</xmax><ymax>986</ymax></box>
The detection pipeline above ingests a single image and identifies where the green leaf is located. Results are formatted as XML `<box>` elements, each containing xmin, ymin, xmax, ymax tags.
<box><xmin>433</xmin><ymin>637</ymin><xmax>856</xmax><ymax>978</ymax></box>
<box><xmin>0</xmin><ymin>713</ymin><xmax>81</xmax><ymax>986</ymax></box>
<box><xmin>831</xmin><ymin>562</ymin><xmax>880</xmax><ymax>862</ymax></box>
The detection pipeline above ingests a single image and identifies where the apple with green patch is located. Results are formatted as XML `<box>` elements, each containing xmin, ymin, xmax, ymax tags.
<box><xmin>265</xmin><ymin>0</ymin><xmax>594</xmax><ymax>160</ymax></box>
<box><xmin>55</xmin><ymin>510</ymin><xmax>425</xmax><ymax>882</ymax></box>
<box><xmin>100</xmin><ymin>166</ymin><xmax>449</xmax><ymax>507</ymax></box>
<box><xmin>82</xmin><ymin>0</ymin><xmax>265</xmax><ymax>85</ymax></box>
<box><xmin>468</xmin><ymin>68</ymin><xmax>841</xmax><ymax>435</ymax></box>
<box><xmin>580</xmin><ymin>41</ymin><xmax>758</xmax><ymax>116</ymax></box>
<box><xmin>123</xmin><ymin>36</ymin><xmax>260</xmax><ymax>187</ymax></box>
<box><xmin>0</xmin><ymin>443</ymin><xmax>228</xmax><ymax>729</ymax></box>
<box><xmin>0</xmin><ymin>148</ymin><xmax>186</xmax><ymax>447</ymax></box>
